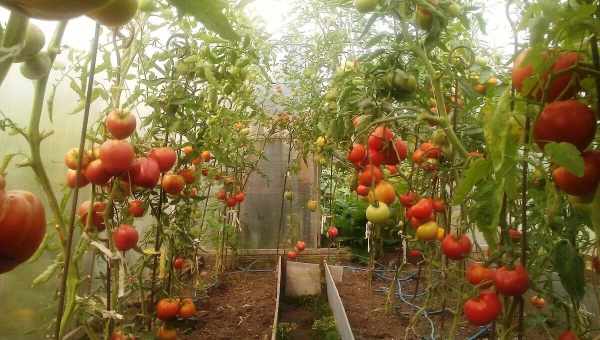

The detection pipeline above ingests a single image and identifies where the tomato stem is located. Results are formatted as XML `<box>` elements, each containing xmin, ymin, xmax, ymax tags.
<box><xmin>0</xmin><ymin>11</ymin><xmax>28</xmax><ymax>86</ymax></box>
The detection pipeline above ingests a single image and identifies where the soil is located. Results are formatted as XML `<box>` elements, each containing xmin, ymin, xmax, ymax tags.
<box><xmin>337</xmin><ymin>268</ymin><xmax>481</xmax><ymax>340</ymax></box>
<box><xmin>182</xmin><ymin>270</ymin><xmax>277</xmax><ymax>340</ymax></box>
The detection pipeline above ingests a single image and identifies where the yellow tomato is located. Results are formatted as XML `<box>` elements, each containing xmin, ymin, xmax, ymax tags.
<box><xmin>436</xmin><ymin>227</ymin><xmax>445</xmax><ymax>241</ymax></box>
<box><xmin>416</xmin><ymin>221</ymin><xmax>439</xmax><ymax>241</ymax></box>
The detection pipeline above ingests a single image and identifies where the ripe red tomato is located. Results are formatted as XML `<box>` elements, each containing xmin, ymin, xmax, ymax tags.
<box><xmin>66</xmin><ymin>169</ymin><xmax>90</xmax><ymax>188</ymax></box>
<box><xmin>181</xmin><ymin>145</ymin><xmax>194</xmax><ymax>156</ymax></box>
<box><xmin>200</xmin><ymin>151</ymin><xmax>212</xmax><ymax>162</ymax></box>
<box><xmin>105</xmin><ymin>110</ymin><xmax>136</xmax><ymax>140</ymax></box>
<box><xmin>553</xmin><ymin>151</ymin><xmax>600</xmax><ymax>197</ymax></box>
<box><xmin>347</xmin><ymin>144</ymin><xmax>367</xmax><ymax>164</ymax></box>
<box><xmin>441</xmin><ymin>234</ymin><xmax>472</xmax><ymax>260</ymax></box>
<box><xmin>156</xmin><ymin>326</ymin><xmax>176</xmax><ymax>340</ymax></box>
<box><xmin>287</xmin><ymin>250</ymin><xmax>298</xmax><ymax>260</ymax></box>
<box><xmin>226</xmin><ymin>196</ymin><xmax>238</xmax><ymax>207</ymax></box>
<box><xmin>409</xmin><ymin>198</ymin><xmax>433</xmax><ymax>220</ymax></box>
<box><xmin>173</xmin><ymin>257</ymin><xmax>185</xmax><ymax>270</ymax></box>
<box><xmin>466</xmin><ymin>262</ymin><xmax>495</xmax><ymax>287</ymax></box>
<box><xmin>84</xmin><ymin>159</ymin><xmax>111</xmax><ymax>185</ymax></box>
<box><xmin>420</xmin><ymin>142</ymin><xmax>441</xmax><ymax>159</ymax></box>
<box><xmin>432</xmin><ymin>199</ymin><xmax>445</xmax><ymax>212</ymax></box>
<box><xmin>128</xmin><ymin>200</ymin><xmax>145</xmax><ymax>217</ymax></box>
<box><xmin>327</xmin><ymin>226</ymin><xmax>339</xmax><ymax>239</ymax></box>
<box><xmin>386</xmin><ymin>165</ymin><xmax>398</xmax><ymax>174</ymax></box>
<box><xmin>512</xmin><ymin>49</ymin><xmax>580</xmax><ymax>102</ymax></box>
<box><xmin>295</xmin><ymin>240</ymin><xmax>306</xmax><ymax>252</ymax></box>
<box><xmin>464</xmin><ymin>291</ymin><xmax>502</xmax><ymax>326</ymax></box>
<box><xmin>356</xmin><ymin>185</ymin><xmax>370</xmax><ymax>197</ymax></box>
<box><xmin>412</xmin><ymin>149</ymin><xmax>424</xmax><ymax>164</ymax></box>
<box><xmin>533</xmin><ymin>100</ymin><xmax>596</xmax><ymax>152</ymax></box>
<box><xmin>558</xmin><ymin>330</ymin><xmax>578</xmax><ymax>340</ymax></box>
<box><xmin>593</xmin><ymin>256</ymin><xmax>600</xmax><ymax>273</ymax></box>
<box><xmin>409</xmin><ymin>249</ymin><xmax>422</xmax><ymax>258</ymax></box>
<box><xmin>111</xmin><ymin>330</ymin><xmax>136</xmax><ymax>340</ymax></box>
<box><xmin>368</xmin><ymin>148</ymin><xmax>385</xmax><ymax>166</ymax></box>
<box><xmin>368</xmin><ymin>126</ymin><xmax>394</xmax><ymax>150</ymax></box>
<box><xmin>530</xmin><ymin>295</ymin><xmax>545</xmax><ymax>309</ymax></box>
<box><xmin>78</xmin><ymin>200</ymin><xmax>106</xmax><ymax>232</ymax></box>
<box><xmin>156</xmin><ymin>298</ymin><xmax>180</xmax><ymax>321</ymax></box>
<box><xmin>99</xmin><ymin>140</ymin><xmax>135</xmax><ymax>176</ymax></box>
<box><xmin>399</xmin><ymin>192</ymin><xmax>418</xmax><ymax>207</ymax></box>
<box><xmin>495</xmin><ymin>264</ymin><xmax>529</xmax><ymax>296</ymax></box>
<box><xmin>64</xmin><ymin>147</ymin><xmax>91</xmax><ymax>170</ymax></box>
<box><xmin>149</xmin><ymin>147</ymin><xmax>177</xmax><ymax>173</ymax></box>
<box><xmin>234</xmin><ymin>192</ymin><xmax>246</xmax><ymax>203</ymax></box>
<box><xmin>392</xmin><ymin>139</ymin><xmax>408</xmax><ymax>161</ymax></box>
<box><xmin>129</xmin><ymin>157</ymin><xmax>161</xmax><ymax>188</ymax></box>
<box><xmin>216</xmin><ymin>190</ymin><xmax>227</xmax><ymax>201</ymax></box>
<box><xmin>161</xmin><ymin>174</ymin><xmax>185</xmax><ymax>195</ymax></box>
<box><xmin>112</xmin><ymin>224</ymin><xmax>139</xmax><ymax>251</ymax></box>
<box><xmin>0</xmin><ymin>187</ymin><xmax>46</xmax><ymax>274</ymax></box>
<box><xmin>178</xmin><ymin>301</ymin><xmax>197</xmax><ymax>318</ymax></box>
<box><xmin>508</xmin><ymin>228</ymin><xmax>522</xmax><ymax>241</ymax></box>
<box><xmin>358</xmin><ymin>165</ymin><xmax>383</xmax><ymax>186</ymax></box>
<box><xmin>178</xmin><ymin>167</ymin><xmax>196</xmax><ymax>184</ymax></box>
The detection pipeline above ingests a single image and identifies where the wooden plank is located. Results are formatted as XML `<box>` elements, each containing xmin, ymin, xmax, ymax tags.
<box><xmin>325</xmin><ymin>263</ymin><xmax>355</xmax><ymax>340</ymax></box>
<box><xmin>272</xmin><ymin>256</ymin><xmax>283</xmax><ymax>340</ymax></box>
<box><xmin>236</xmin><ymin>248</ymin><xmax>352</xmax><ymax>256</ymax></box>
<box><xmin>285</xmin><ymin>261</ymin><xmax>321</xmax><ymax>296</ymax></box>
<box><xmin>328</xmin><ymin>264</ymin><xmax>344</xmax><ymax>283</ymax></box>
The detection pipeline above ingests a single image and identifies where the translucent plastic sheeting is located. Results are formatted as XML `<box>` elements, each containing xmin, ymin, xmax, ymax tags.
<box><xmin>239</xmin><ymin>138</ymin><xmax>320</xmax><ymax>249</ymax></box>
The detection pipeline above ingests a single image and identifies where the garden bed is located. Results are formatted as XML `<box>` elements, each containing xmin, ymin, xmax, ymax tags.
<box><xmin>337</xmin><ymin>267</ymin><xmax>480</xmax><ymax>340</ymax></box>
<box><xmin>181</xmin><ymin>270</ymin><xmax>277</xmax><ymax>340</ymax></box>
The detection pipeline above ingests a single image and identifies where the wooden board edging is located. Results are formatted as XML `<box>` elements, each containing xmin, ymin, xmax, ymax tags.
<box><xmin>324</xmin><ymin>263</ymin><xmax>355</xmax><ymax>340</ymax></box>
<box><xmin>272</xmin><ymin>256</ymin><xmax>283</xmax><ymax>340</ymax></box>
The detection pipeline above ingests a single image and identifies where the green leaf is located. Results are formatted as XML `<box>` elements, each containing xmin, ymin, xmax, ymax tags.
<box><xmin>58</xmin><ymin>263</ymin><xmax>81</xmax><ymax>338</ymax></box>
<box><xmin>544</xmin><ymin>142</ymin><xmax>584</xmax><ymax>177</ymax></box>
<box><xmin>168</xmin><ymin>0</ymin><xmax>240</xmax><ymax>41</ymax></box>
<box><xmin>32</xmin><ymin>262</ymin><xmax>59</xmax><ymax>288</ymax></box>
<box><xmin>452</xmin><ymin>158</ymin><xmax>492</xmax><ymax>204</ymax></box>
<box><xmin>551</xmin><ymin>240</ymin><xmax>585</xmax><ymax>302</ymax></box>
<box><xmin>483</xmin><ymin>89</ymin><xmax>512</xmax><ymax>172</ymax></box>
<box><xmin>470</xmin><ymin>179</ymin><xmax>503</xmax><ymax>248</ymax></box>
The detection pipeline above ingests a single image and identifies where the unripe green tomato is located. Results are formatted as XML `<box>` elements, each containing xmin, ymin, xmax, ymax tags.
<box><xmin>403</xmin><ymin>74</ymin><xmax>417</xmax><ymax>92</ymax></box>
<box><xmin>15</xmin><ymin>24</ymin><xmax>45</xmax><ymax>63</ymax></box>
<box><xmin>87</xmin><ymin>0</ymin><xmax>138</xmax><ymax>27</ymax></box>
<box><xmin>138</xmin><ymin>0</ymin><xmax>156</xmax><ymax>12</ymax></box>
<box><xmin>354</xmin><ymin>0</ymin><xmax>379</xmax><ymax>13</ymax></box>
<box><xmin>9</xmin><ymin>0</ymin><xmax>111</xmax><ymax>20</ymax></box>
<box><xmin>447</xmin><ymin>2</ymin><xmax>462</xmax><ymax>17</ymax></box>
<box><xmin>20</xmin><ymin>53</ymin><xmax>51</xmax><ymax>80</ymax></box>
<box><xmin>415</xmin><ymin>6</ymin><xmax>433</xmax><ymax>31</ymax></box>
<box><xmin>432</xmin><ymin>129</ymin><xmax>448</xmax><ymax>146</ymax></box>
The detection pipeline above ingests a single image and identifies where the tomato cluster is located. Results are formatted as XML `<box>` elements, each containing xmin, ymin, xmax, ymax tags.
<box><xmin>512</xmin><ymin>49</ymin><xmax>600</xmax><ymax>199</ymax></box>
<box><xmin>463</xmin><ymin>262</ymin><xmax>530</xmax><ymax>326</ymax></box>
<box><xmin>216</xmin><ymin>189</ymin><xmax>246</xmax><ymax>208</ymax></box>
<box><xmin>287</xmin><ymin>240</ymin><xmax>307</xmax><ymax>260</ymax></box>
<box><xmin>155</xmin><ymin>297</ymin><xmax>197</xmax><ymax>339</ymax></box>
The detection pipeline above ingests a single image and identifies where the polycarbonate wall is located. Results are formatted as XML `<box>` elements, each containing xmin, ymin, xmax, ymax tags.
<box><xmin>239</xmin><ymin>137</ymin><xmax>321</xmax><ymax>249</ymax></box>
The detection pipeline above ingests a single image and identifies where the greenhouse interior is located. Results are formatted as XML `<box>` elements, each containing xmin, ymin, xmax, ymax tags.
<box><xmin>0</xmin><ymin>0</ymin><xmax>599</xmax><ymax>339</ymax></box>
